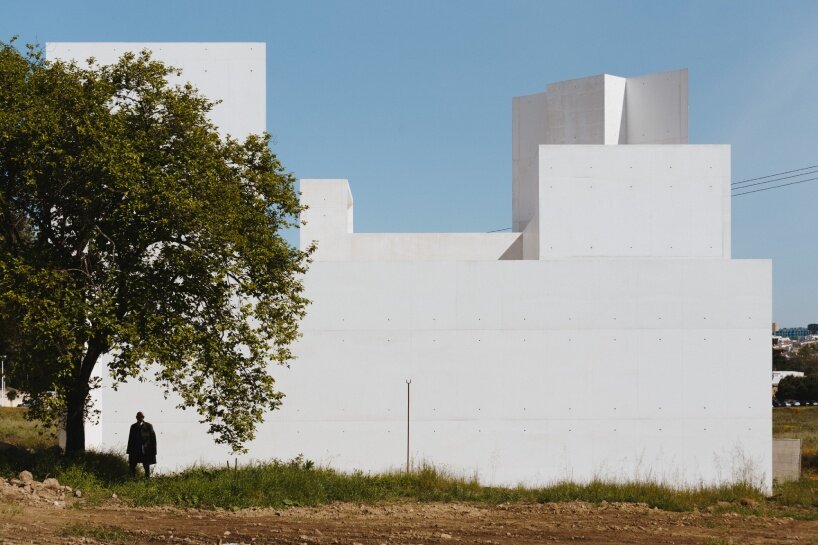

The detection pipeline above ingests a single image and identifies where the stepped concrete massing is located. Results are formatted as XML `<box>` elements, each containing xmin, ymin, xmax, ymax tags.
<box><xmin>49</xmin><ymin>43</ymin><xmax>771</xmax><ymax>491</ymax></box>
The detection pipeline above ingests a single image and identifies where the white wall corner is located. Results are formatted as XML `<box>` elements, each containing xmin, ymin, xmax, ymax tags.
<box><xmin>299</xmin><ymin>179</ymin><xmax>354</xmax><ymax>259</ymax></box>
<box><xmin>624</xmin><ymin>68</ymin><xmax>688</xmax><ymax>144</ymax></box>
<box><xmin>603</xmin><ymin>75</ymin><xmax>627</xmax><ymax>144</ymax></box>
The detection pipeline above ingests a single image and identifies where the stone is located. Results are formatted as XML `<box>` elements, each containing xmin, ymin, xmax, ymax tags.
<box><xmin>74</xmin><ymin>489</ymin><xmax>83</xmax><ymax>498</ymax></box>
<box><xmin>43</xmin><ymin>478</ymin><xmax>60</xmax><ymax>489</ymax></box>
<box><xmin>18</xmin><ymin>470</ymin><xmax>33</xmax><ymax>482</ymax></box>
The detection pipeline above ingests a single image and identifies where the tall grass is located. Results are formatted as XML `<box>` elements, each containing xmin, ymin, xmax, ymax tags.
<box><xmin>0</xmin><ymin>444</ymin><xmax>771</xmax><ymax>512</ymax></box>
<box><xmin>0</xmin><ymin>407</ymin><xmax>57</xmax><ymax>450</ymax></box>
<box><xmin>0</xmin><ymin>406</ymin><xmax>816</xmax><ymax>515</ymax></box>
<box><xmin>116</xmin><ymin>461</ymin><xmax>764</xmax><ymax>512</ymax></box>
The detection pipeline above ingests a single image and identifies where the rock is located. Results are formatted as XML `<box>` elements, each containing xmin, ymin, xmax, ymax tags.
<box><xmin>111</xmin><ymin>493</ymin><xmax>118</xmax><ymax>499</ymax></box>
<box><xmin>440</xmin><ymin>533</ymin><xmax>453</xmax><ymax>539</ymax></box>
<box><xmin>74</xmin><ymin>489</ymin><xmax>83</xmax><ymax>498</ymax></box>
<box><xmin>43</xmin><ymin>478</ymin><xmax>60</xmax><ymax>489</ymax></box>
<box><xmin>18</xmin><ymin>470</ymin><xmax>33</xmax><ymax>482</ymax></box>
<box><xmin>740</xmin><ymin>498</ymin><xmax>760</xmax><ymax>508</ymax></box>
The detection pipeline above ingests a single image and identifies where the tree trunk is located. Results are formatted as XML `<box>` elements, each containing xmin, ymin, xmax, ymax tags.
<box><xmin>64</xmin><ymin>335</ymin><xmax>106</xmax><ymax>455</ymax></box>
<box><xmin>64</xmin><ymin>384</ymin><xmax>89</xmax><ymax>454</ymax></box>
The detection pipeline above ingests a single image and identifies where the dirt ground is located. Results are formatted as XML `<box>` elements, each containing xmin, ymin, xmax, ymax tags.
<box><xmin>1</xmin><ymin>498</ymin><xmax>818</xmax><ymax>545</ymax></box>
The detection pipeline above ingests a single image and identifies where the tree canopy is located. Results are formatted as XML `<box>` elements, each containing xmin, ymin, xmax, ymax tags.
<box><xmin>777</xmin><ymin>375</ymin><xmax>818</xmax><ymax>401</ymax></box>
<box><xmin>774</xmin><ymin>343</ymin><xmax>818</xmax><ymax>376</ymax></box>
<box><xmin>0</xmin><ymin>40</ymin><xmax>312</xmax><ymax>453</ymax></box>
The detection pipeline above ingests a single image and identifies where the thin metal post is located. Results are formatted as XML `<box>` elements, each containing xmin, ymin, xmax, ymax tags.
<box><xmin>406</xmin><ymin>379</ymin><xmax>411</xmax><ymax>473</ymax></box>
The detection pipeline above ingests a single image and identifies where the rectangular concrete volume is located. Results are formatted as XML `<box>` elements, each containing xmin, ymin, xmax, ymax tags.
<box><xmin>48</xmin><ymin>43</ymin><xmax>772</xmax><ymax>494</ymax></box>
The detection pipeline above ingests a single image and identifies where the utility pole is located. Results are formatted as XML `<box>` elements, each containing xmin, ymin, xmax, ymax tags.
<box><xmin>406</xmin><ymin>379</ymin><xmax>411</xmax><ymax>473</ymax></box>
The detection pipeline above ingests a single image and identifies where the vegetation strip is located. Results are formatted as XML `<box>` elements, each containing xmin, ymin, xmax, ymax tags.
<box><xmin>2</xmin><ymin>406</ymin><xmax>818</xmax><ymax>516</ymax></box>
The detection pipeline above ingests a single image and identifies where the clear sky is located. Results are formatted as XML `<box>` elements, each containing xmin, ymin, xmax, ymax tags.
<box><xmin>2</xmin><ymin>0</ymin><xmax>817</xmax><ymax>327</ymax></box>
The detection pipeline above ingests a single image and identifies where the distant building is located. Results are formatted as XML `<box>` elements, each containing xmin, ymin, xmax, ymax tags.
<box><xmin>773</xmin><ymin>336</ymin><xmax>793</xmax><ymax>352</ymax></box>
<box><xmin>776</xmin><ymin>327</ymin><xmax>811</xmax><ymax>340</ymax></box>
<box><xmin>808</xmin><ymin>324</ymin><xmax>818</xmax><ymax>334</ymax></box>
<box><xmin>0</xmin><ymin>387</ymin><xmax>24</xmax><ymax>408</ymax></box>
<box><xmin>773</xmin><ymin>371</ymin><xmax>805</xmax><ymax>385</ymax></box>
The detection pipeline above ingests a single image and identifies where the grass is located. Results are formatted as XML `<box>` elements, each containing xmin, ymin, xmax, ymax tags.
<box><xmin>773</xmin><ymin>406</ymin><xmax>818</xmax><ymax>474</ymax></box>
<box><xmin>0</xmin><ymin>406</ymin><xmax>817</xmax><ymax>516</ymax></box>
<box><xmin>101</xmin><ymin>460</ymin><xmax>769</xmax><ymax>512</ymax></box>
<box><xmin>0</xmin><ymin>407</ymin><xmax>58</xmax><ymax>450</ymax></box>
<box><xmin>62</xmin><ymin>523</ymin><xmax>139</xmax><ymax>544</ymax></box>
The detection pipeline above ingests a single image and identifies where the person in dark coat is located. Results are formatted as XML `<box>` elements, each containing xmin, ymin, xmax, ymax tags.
<box><xmin>127</xmin><ymin>411</ymin><xmax>157</xmax><ymax>479</ymax></box>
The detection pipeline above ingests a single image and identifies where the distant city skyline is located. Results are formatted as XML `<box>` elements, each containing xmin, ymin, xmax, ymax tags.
<box><xmin>2</xmin><ymin>0</ymin><xmax>817</xmax><ymax>325</ymax></box>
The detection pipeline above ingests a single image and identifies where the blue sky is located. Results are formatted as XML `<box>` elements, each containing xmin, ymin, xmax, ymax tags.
<box><xmin>2</xmin><ymin>0</ymin><xmax>817</xmax><ymax>326</ymax></box>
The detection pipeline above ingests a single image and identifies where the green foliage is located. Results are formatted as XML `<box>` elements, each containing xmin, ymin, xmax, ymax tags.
<box><xmin>773</xmin><ymin>478</ymin><xmax>818</xmax><ymax>509</ymax></box>
<box><xmin>2</xmin><ymin>440</ymin><xmax>817</xmax><ymax>516</ymax></box>
<box><xmin>776</xmin><ymin>344</ymin><xmax>818</xmax><ymax>376</ymax></box>
<box><xmin>0</xmin><ymin>40</ymin><xmax>312</xmax><ymax>451</ymax></box>
<box><xmin>777</xmin><ymin>376</ymin><xmax>818</xmax><ymax>402</ymax></box>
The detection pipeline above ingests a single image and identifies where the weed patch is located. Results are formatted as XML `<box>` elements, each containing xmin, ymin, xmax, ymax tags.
<box><xmin>774</xmin><ymin>407</ymin><xmax>818</xmax><ymax>474</ymax></box>
<box><xmin>62</xmin><ymin>523</ymin><xmax>138</xmax><ymax>543</ymax></box>
<box><xmin>0</xmin><ymin>407</ymin><xmax>57</xmax><ymax>450</ymax></box>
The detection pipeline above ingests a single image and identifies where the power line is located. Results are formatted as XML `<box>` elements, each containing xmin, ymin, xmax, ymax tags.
<box><xmin>732</xmin><ymin>176</ymin><xmax>818</xmax><ymax>197</ymax></box>
<box><xmin>731</xmin><ymin>169</ymin><xmax>818</xmax><ymax>191</ymax></box>
<box><xmin>732</xmin><ymin>164</ymin><xmax>818</xmax><ymax>186</ymax></box>
<box><xmin>487</xmin><ymin>166</ymin><xmax>817</xmax><ymax>229</ymax></box>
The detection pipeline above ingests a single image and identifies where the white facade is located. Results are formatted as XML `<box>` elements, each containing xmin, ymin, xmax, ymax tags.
<box><xmin>47</xmin><ymin>44</ymin><xmax>772</xmax><ymax>492</ymax></box>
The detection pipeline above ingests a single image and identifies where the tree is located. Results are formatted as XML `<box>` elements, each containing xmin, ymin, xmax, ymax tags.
<box><xmin>0</xmin><ymin>40</ymin><xmax>313</xmax><ymax>454</ymax></box>
<box><xmin>776</xmin><ymin>344</ymin><xmax>818</xmax><ymax>376</ymax></box>
<box><xmin>777</xmin><ymin>375</ymin><xmax>818</xmax><ymax>401</ymax></box>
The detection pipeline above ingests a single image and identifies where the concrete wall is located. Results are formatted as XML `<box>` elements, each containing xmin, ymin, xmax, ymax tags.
<box><xmin>512</xmin><ymin>69</ymin><xmax>689</xmax><ymax>247</ymax></box>
<box><xmin>536</xmin><ymin>145</ymin><xmax>731</xmax><ymax>259</ymax></box>
<box><xmin>772</xmin><ymin>439</ymin><xmax>801</xmax><ymax>482</ymax></box>
<box><xmin>91</xmin><ymin>257</ymin><xmax>771</xmax><ymax>489</ymax></box>
<box><xmin>300</xmin><ymin>180</ymin><xmax>522</xmax><ymax>261</ymax></box>
<box><xmin>625</xmin><ymin>70</ymin><xmax>688</xmax><ymax>145</ymax></box>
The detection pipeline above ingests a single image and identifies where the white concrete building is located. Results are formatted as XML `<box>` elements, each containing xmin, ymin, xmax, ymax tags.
<box><xmin>49</xmin><ymin>44</ymin><xmax>772</xmax><ymax>491</ymax></box>
<box><xmin>773</xmin><ymin>371</ymin><xmax>804</xmax><ymax>386</ymax></box>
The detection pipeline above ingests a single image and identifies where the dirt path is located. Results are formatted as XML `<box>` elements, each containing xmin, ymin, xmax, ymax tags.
<box><xmin>1</xmin><ymin>500</ymin><xmax>817</xmax><ymax>545</ymax></box>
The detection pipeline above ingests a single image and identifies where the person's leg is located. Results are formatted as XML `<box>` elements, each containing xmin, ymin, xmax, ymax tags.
<box><xmin>143</xmin><ymin>463</ymin><xmax>151</xmax><ymax>479</ymax></box>
<box><xmin>129</xmin><ymin>460</ymin><xmax>137</xmax><ymax>478</ymax></box>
